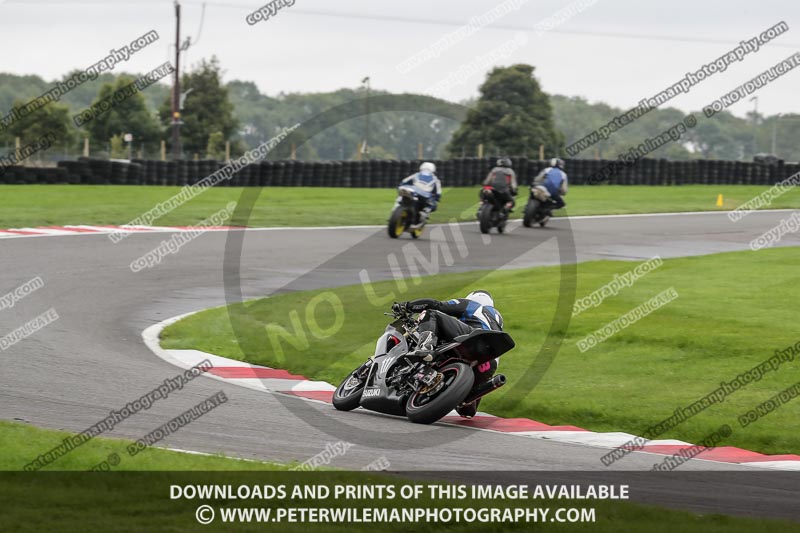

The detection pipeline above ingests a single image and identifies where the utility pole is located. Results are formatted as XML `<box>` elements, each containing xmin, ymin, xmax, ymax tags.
<box><xmin>749</xmin><ymin>96</ymin><xmax>759</xmax><ymax>157</ymax></box>
<box><xmin>171</xmin><ymin>0</ymin><xmax>182</xmax><ymax>160</ymax></box>
<box><xmin>362</xmin><ymin>76</ymin><xmax>370</xmax><ymax>157</ymax></box>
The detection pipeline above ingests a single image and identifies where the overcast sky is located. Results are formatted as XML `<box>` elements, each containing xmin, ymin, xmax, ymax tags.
<box><xmin>1</xmin><ymin>0</ymin><xmax>799</xmax><ymax>118</ymax></box>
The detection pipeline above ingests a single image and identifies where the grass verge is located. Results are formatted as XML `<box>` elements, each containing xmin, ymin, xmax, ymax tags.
<box><xmin>0</xmin><ymin>184</ymin><xmax>797</xmax><ymax>228</ymax></box>
<box><xmin>0</xmin><ymin>420</ymin><xmax>288</xmax><ymax>471</ymax></box>
<box><xmin>0</xmin><ymin>422</ymin><xmax>796</xmax><ymax>532</ymax></box>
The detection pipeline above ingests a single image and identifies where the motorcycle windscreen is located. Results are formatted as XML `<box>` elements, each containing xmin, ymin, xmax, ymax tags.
<box><xmin>441</xmin><ymin>330</ymin><xmax>516</xmax><ymax>364</ymax></box>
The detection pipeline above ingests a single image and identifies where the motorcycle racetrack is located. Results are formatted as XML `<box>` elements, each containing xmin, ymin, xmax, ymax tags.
<box><xmin>2</xmin><ymin>208</ymin><xmax>800</xmax><ymax>520</ymax></box>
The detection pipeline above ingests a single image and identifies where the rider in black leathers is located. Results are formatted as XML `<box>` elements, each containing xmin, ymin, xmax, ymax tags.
<box><xmin>394</xmin><ymin>290</ymin><xmax>503</xmax><ymax>418</ymax></box>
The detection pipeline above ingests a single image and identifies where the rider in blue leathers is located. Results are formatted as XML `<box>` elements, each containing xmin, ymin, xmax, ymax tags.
<box><xmin>533</xmin><ymin>158</ymin><xmax>568</xmax><ymax>210</ymax></box>
<box><xmin>400</xmin><ymin>162</ymin><xmax>442</xmax><ymax>228</ymax></box>
<box><xmin>394</xmin><ymin>290</ymin><xmax>502</xmax><ymax>418</ymax></box>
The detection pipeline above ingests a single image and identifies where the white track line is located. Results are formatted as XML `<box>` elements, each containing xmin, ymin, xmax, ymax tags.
<box><xmin>2</xmin><ymin>208</ymin><xmax>797</xmax><ymax>240</ymax></box>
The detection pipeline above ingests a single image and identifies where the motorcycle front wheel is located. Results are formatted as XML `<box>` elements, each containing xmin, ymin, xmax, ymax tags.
<box><xmin>405</xmin><ymin>362</ymin><xmax>474</xmax><ymax>424</ymax></box>
<box><xmin>332</xmin><ymin>362</ymin><xmax>370</xmax><ymax>411</ymax></box>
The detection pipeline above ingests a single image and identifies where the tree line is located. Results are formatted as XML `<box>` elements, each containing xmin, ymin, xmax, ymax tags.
<box><xmin>1</xmin><ymin>59</ymin><xmax>797</xmax><ymax>163</ymax></box>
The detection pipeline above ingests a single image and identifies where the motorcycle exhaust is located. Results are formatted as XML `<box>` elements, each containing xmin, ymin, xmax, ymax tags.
<box><xmin>462</xmin><ymin>374</ymin><xmax>506</xmax><ymax>405</ymax></box>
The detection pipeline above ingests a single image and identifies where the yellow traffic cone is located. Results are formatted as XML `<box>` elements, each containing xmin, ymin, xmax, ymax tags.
<box><xmin>716</xmin><ymin>194</ymin><xmax>724</xmax><ymax>207</ymax></box>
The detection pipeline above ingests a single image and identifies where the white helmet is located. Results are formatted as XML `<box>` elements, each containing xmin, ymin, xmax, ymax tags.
<box><xmin>465</xmin><ymin>290</ymin><xmax>493</xmax><ymax>308</ymax></box>
<box><xmin>420</xmin><ymin>162</ymin><xmax>436</xmax><ymax>174</ymax></box>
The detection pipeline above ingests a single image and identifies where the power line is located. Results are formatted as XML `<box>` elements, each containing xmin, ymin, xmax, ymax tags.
<box><xmin>188</xmin><ymin>1</ymin><xmax>206</xmax><ymax>47</ymax></box>
<box><xmin>184</xmin><ymin>1</ymin><xmax>800</xmax><ymax>49</ymax></box>
<box><xmin>9</xmin><ymin>0</ymin><xmax>798</xmax><ymax>48</ymax></box>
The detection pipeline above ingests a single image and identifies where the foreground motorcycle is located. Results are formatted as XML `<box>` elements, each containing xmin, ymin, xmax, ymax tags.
<box><xmin>477</xmin><ymin>186</ymin><xmax>512</xmax><ymax>234</ymax></box>
<box><xmin>333</xmin><ymin>306</ymin><xmax>515</xmax><ymax>424</ymax></box>
<box><xmin>388</xmin><ymin>184</ymin><xmax>430</xmax><ymax>239</ymax></box>
<box><xmin>523</xmin><ymin>184</ymin><xmax>556</xmax><ymax>227</ymax></box>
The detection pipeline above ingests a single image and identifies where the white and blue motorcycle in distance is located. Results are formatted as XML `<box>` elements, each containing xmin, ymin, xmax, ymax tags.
<box><xmin>332</xmin><ymin>306</ymin><xmax>515</xmax><ymax>425</ymax></box>
<box><xmin>387</xmin><ymin>184</ymin><xmax>431</xmax><ymax>239</ymax></box>
<box><xmin>523</xmin><ymin>184</ymin><xmax>556</xmax><ymax>228</ymax></box>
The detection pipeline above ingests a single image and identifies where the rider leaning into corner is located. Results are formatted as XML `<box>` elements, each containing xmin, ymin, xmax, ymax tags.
<box><xmin>483</xmin><ymin>157</ymin><xmax>519</xmax><ymax>211</ymax></box>
<box><xmin>393</xmin><ymin>290</ymin><xmax>503</xmax><ymax>419</ymax></box>
<box><xmin>400</xmin><ymin>161</ymin><xmax>442</xmax><ymax>228</ymax></box>
<box><xmin>533</xmin><ymin>158</ymin><xmax>568</xmax><ymax>210</ymax></box>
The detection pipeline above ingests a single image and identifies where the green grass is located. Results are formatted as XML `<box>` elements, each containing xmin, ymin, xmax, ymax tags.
<box><xmin>0</xmin><ymin>184</ymin><xmax>798</xmax><ymax>228</ymax></box>
<box><xmin>162</xmin><ymin>247</ymin><xmax>800</xmax><ymax>457</ymax></box>
<box><xmin>0</xmin><ymin>420</ymin><xmax>291</xmax><ymax>471</ymax></box>
<box><xmin>1</xmin><ymin>422</ymin><xmax>796</xmax><ymax>532</ymax></box>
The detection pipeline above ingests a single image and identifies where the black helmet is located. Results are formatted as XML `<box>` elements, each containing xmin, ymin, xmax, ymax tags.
<box><xmin>497</xmin><ymin>157</ymin><xmax>512</xmax><ymax>168</ymax></box>
<box><xmin>549</xmin><ymin>158</ymin><xmax>565</xmax><ymax>169</ymax></box>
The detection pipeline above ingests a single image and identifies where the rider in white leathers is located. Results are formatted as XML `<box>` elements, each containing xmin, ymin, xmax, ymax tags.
<box><xmin>400</xmin><ymin>162</ymin><xmax>442</xmax><ymax>228</ymax></box>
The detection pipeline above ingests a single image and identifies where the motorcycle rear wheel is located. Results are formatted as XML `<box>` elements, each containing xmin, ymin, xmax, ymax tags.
<box><xmin>522</xmin><ymin>199</ymin><xmax>538</xmax><ymax>228</ymax></box>
<box><xmin>478</xmin><ymin>204</ymin><xmax>493</xmax><ymax>234</ymax></box>
<box><xmin>387</xmin><ymin>207</ymin><xmax>408</xmax><ymax>239</ymax></box>
<box><xmin>405</xmin><ymin>362</ymin><xmax>474</xmax><ymax>424</ymax></box>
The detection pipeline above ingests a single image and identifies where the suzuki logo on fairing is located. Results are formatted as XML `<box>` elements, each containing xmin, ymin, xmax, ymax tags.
<box><xmin>362</xmin><ymin>388</ymin><xmax>380</xmax><ymax>398</ymax></box>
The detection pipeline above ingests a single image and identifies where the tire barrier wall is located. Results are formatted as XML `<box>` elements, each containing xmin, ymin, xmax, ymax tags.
<box><xmin>1</xmin><ymin>157</ymin><xmax>798</xmax><ymax>187</ymax></box>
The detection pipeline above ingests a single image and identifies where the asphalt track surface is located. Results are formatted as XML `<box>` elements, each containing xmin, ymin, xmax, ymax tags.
<box><xmin>2</xmin><ymin>209</ymin><xmax>799</xmax><ymax>521</ymax></box>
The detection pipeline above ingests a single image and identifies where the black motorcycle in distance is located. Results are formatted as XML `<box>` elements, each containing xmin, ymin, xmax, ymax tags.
<box><xmin>477</xmin><ymin>185</ymin><xmax>514</xmax><ymax>234</ymax></box>
<box><xmin>387</xmin><ymin>184</ymin><xmax>429</xmax><ymax>239</ymax></box>
<box><xmin>332</xmin><ymin>306</ymin><xmax>515</xmax><ymax>424</ymax></box>
<box><xmin>523</xmin><ymin>184</ymin><xmax>556</xmax><ymax>228</ymax></box>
